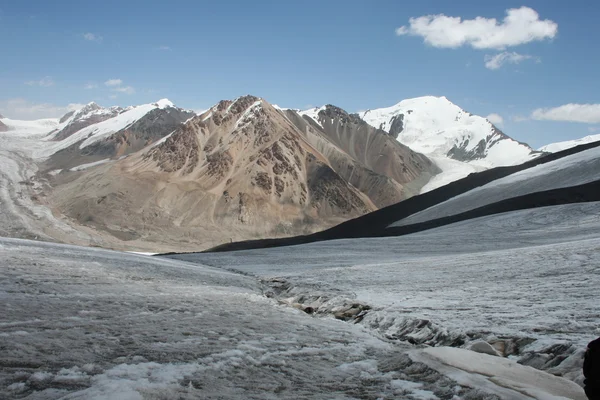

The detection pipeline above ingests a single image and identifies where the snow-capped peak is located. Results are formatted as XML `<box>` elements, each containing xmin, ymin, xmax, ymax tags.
<box><xmin>155</xmin><ymin>98</ymin><xmax>175</xmax><ymax>109</ymax></box>
<box><xmin>359</xmin><ymin>96</ymin><xmax>536</xmax><ymax>168</ymax></box>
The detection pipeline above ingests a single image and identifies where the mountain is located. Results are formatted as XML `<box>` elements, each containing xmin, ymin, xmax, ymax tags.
<box><xmin>0</xmin><ymin>119</ymin><xmax>7</xmax><ymax>132</ymax></box>
<box><xmin>283</xmin><ymin>104</ymin><xmax>438</xmax><ymax>207</ymax></box>
<box><xmin>40</xmin><ymin>99</ymin><xmax>194</xmax><ymax>171</ymax></box>
<box><xmin>358</xmin><ymin>96</ymin><xmax>541</xmax><ymax>191</ymax></box>
<box><xmin>52</xmin><ymin>102</ymin><xmax>123</xmax><ymax>141</ymax></box>
<box><xmin>539</xmin><ymin>133</ymin><xmax>600</xmax><ymax>153</ymax></box>
<box><xmin>43</xmin><ymin>95</ymin><xmax>437</xmax><ymax>250</ymax></box>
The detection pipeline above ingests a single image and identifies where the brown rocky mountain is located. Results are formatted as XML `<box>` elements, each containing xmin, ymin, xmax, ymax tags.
<box><xmin>45</xmin><ymin>96</ymin><xmax>438</xmax><ymax>251</ymax></box>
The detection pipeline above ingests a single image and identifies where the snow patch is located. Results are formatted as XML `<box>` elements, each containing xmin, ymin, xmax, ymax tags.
<box><xmin>69</xmin><ymin>159</ymin><xmax>111</xmax><ymax>171</ymax></box>
<box><xmin>299</xmin><ymin>106</ymin><xmax>326</xmax><ymax>128</ymax></box>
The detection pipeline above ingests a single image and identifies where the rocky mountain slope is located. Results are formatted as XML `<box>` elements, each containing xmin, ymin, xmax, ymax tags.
<box><xmin>358</xmin><ymin>96</ymin><xmax>541</xmax><ymax>191</ymax></box>
<box><xmin>43</xmin><ymin>96</ymin><xmax>437</xmax><ymax>250</ymax></box>
<box><xmin>284</xmin><ymin>105</ymin><xmax>437</xmax><ymax>207</ymax></box>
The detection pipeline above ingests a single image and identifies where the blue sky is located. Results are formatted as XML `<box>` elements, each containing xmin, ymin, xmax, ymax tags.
<box><xmin>1</xmin><ymin>0</ymin><xmax>599</xmax><ymax>148</ymax></box>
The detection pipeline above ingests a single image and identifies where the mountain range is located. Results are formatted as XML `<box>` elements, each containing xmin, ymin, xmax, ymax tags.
<box><xmin>0</xmin><ymin>95</ymin><xmax>595</xmax><ymax>251</ymax></box>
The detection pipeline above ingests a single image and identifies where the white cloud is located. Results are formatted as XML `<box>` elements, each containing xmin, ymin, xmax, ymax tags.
<box><xmin>531</xmin><ymin>103</ymin><xmax>600</xmax><ymax>124</ymax></box>
<box><xmin>396</xmin><ymin>6</ymin><xmax>557</xmax><ymax>50</ymax></box>
<box><xmin>0</xmin><ymin>98</ymin><xmax>84</xmax><ymax>120</ymax></box>
<box><xmin>25</xmin><ymin>76</ymin><xmax>55</xmax><ymax>87</ymax></box>
<box><xmin>84</xmin><ymin>82</ymin><xmax>98</xmax><ymax>89</ymax></box>
<box><xmin>109</xmin><ymin>95</ymin><xmax>118</xmax><ymax>99</ymax></box>
<box><xmin>104</xmin><ymin>79</ymin><xmax>135</xmax><ymax>95</ymax></box>
<box><xmin>104</xmin><ymin>79</ymin><xmax>123</xmax><ymax>87</ymax></box>
<box><xmin>511</xmin><ymin>115</ymin><xmax>529</xmax><ymax>122</ymax></box>
<box><xmin>486</xmin><ymin>113</ymin><xmax>504</xmax><ymax>126</ymax></box>
<box><xmin>112</xmin><ymin>86</ymin><xmax>135</xmax><ymax>95</ymax></box>
<box><xmin>157</xmin><ymin>45</ymin><xmax>171</xmax><ymax>51</ymax></box>
<box><xmin>83</xmin><ymin>32</ymin><xmax>103</xmax><ymax>43</ymax></box>
<box><xmin>484</xmin><ymin>51</ymin><xmax>538</xmax><ymax>70</ymax></box>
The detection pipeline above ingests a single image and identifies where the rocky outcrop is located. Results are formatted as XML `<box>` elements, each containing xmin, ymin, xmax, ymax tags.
<box><xmin>146</xmin><ymin>124</ymin><xmax>199</xmax><ymax>173</ymax></box>
<box><xmin>0</xmin><ymin>120</ymin><xmax>8</xmax><ymax>132</ymax></box>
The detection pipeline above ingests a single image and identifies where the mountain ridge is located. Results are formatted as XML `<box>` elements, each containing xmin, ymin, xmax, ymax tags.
<box><xmin>36</xmin><ymin>95</ymin><xmax>437</xmax><ymax>250</ymax></box>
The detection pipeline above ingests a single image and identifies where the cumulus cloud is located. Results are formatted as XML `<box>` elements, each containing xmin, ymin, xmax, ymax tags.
<box><xmin>104</xmin><ymin>79</ymin><xmax>123</xmax><ymax>87</ymax></box>
<box><xmin>83</xmin><ymin>32</ymin><xmax>103</xmax><ymax>42</ymax></box>
<box><xmin>396</xmin><ymin>6</ymin><xmax>557</xmax><ymax>50</ymax></box>
<box><xmin>531</xmin><ymin>103</ymin><xmax>600</xmax><ymax>124</ymax></box>
<box><xmin>486</xmin><ymin>113</ymin><xmax>504</xmax><ymax>126</ymax></box>
<box><xmin>84</xmin><ymin>82</ymin><xmax>98</xmax><ymax>89</ymax></box>
<box><xmin>25</xmin><ymin>76</ymin><xmax>55</xmax><ymax>87</ymax></box>
<box><xmin>0</xmin><ymin>99</ymin><xmax>85</xmax><ymax>120</ymax></box>
<box><xmin>484</xmin><ymin>51</ymin><xmax>539</xmax><ymax>70</ymax></box>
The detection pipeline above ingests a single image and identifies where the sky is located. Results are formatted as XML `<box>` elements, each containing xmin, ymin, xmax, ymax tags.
<box><xmin>1</xmin><ymin>0</ymin><xmax>599</xmax><ymax>148</ymax></box>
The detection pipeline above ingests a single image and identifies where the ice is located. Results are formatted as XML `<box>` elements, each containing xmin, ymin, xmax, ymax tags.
<box><xmin>420</xmin><ymin>156</ymin><xmax>486</xmax><ymax>193</ymax></box>
<box><xmin>169</xmin><ymin>202</ymin><xmax>600</xmax><ymax>383</ymax></box>
<box><xmin>0</xmin><ymin>117</ymin><xmax>59</xmax><ymax>137</ymax></box>
<box><xmin>1</xmin><ymin>199</ymin><xmax>597</xmax><ymax>398</ymax></box>
<box><xmin>539</xmin><ymin>133</ymin><xmax>600</xmax><ymax>153</ymax></box>
<box><xmin>0</xmin><ymin>238</ymin><xmax>429</xmax><ymax>399</ymax></box>
<box><xmin>392</xmin><ymin>145</ymin><xmax>600</xmax><ymax>227</ymax></box>
<box><xmin>410</xmin><ymin>347</ymin><xmax>586</xmax><ymax>399</ymax></box>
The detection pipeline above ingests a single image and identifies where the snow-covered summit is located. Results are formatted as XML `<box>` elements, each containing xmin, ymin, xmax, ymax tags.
<box><xmin>539</xmin><ymin>133</ymin><xmax>600</xmax><ymax>153</ymax></box>
<box><xmin>358</xmin><ymin>96</ymin><xmax>541</xmax><ymax>192</ymax></box>
<box><xmin>48</xmin><ymin>100</ymin><xmax>178</xmax><ymax>150</ymax></box>
<box><xmin>299</xmin><ymin>106</ymin><xmax>327</xmax><ymax>127</ymax></box>
<box><xmin>154</xmin><ymin>98</ymin><xmax>175</xmax><ymax>109</ymax></box>
<box><xmin>359</xmin><ymin>96</ymin><xmax>537</xmax><ymax>168</ymax></box>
